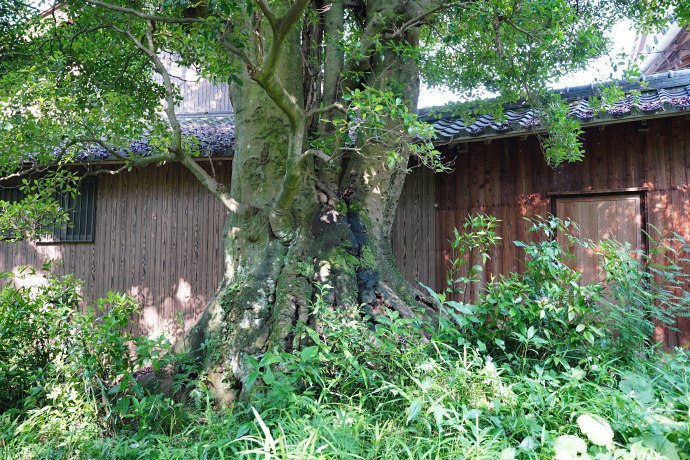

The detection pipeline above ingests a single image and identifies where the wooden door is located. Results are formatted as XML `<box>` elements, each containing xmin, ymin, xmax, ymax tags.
<box><xmin>556</xmin><ymin>194</ymin><xmax>643</xmax><ymax>284</ymax></box>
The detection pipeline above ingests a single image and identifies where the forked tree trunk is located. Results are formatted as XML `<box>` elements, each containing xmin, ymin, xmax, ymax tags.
<box><xmin>174</xmin><ymin>3</ymin><xmax>432</xmax><ymax>405</ymax></box>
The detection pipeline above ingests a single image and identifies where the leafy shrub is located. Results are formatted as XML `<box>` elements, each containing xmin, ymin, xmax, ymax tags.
<box><xmin>435</xmin><ymin>215</ymin><xmax>690</xmax><ymax>368</ymax></box>
<box><xmin>0</xmin><ymin>265</ymin><xmax>198</xmax><ymax>447</ymax></box>
<box><xmin>596</xmin><ymin>226</ymin><xmax>690</xmax><ymax>355</ymax></box>
<box><xmin>427</xmin><ymin>216</ymin><xmax>604</xmax><ymax>368</ymax></box>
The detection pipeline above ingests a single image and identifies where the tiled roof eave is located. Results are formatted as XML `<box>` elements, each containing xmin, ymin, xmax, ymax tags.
<box><xmin>433</xmin><ymin>106</ymin><xmax>690</xmax><ymax>146</ymax></box>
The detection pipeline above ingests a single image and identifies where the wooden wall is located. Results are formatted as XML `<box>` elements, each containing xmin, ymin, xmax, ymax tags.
<box><xmin>434</xmin><ymin>115</ymin><xmax>690</xmax><ymax>348</ymax></box>
<box><xmin>0</xmin><ymin>158</ymin><xmax>430</xmax><ymax>343</ymax></box>
<box><xmin>3</xmin><ymin>115</ymin><xmax>690</xmax><ymax>348</ymax></box>
<box><xmin>0</xmin><ymin>162</ymin><xmax>232</xmax><ymax>342</ymax></box>
<box><xmin>391</xmin><ymin>166</ymin><xmax>437</xmax><ymax>291</ymax></box>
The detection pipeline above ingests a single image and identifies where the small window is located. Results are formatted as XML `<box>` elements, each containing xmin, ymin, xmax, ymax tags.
<box><xmin>36</xmin><ymin>177</ymin><xmax>97</xmax><ymax>243</ymax></box>
<box><xmin>0</xmin><ymin>186</ymin><xmax>26</xmax><ymax>240</ymax></box>
<box><xmin>0</xmin><ymin>179</ymin><xmax>97</xmax><ymax>242</ymax></box>
<box><xmin>0</xmin><ymin>186</ymin><xmax>25</xmax><ymax>205</ymax></box>
<box><xmin>49</xmin><ymin>177</ymin><xmax>97</xmax><ymax>243</ymax></box>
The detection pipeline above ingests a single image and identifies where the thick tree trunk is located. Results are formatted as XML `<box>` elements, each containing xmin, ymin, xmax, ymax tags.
<box><xmin>175</xmin><ymin>186</ymin><xmax>430</xmax><ymax>403</ymax></box>
<box><xmin>175</xmin><ymin>1</ymin><xmax>432</xmax><ymax>405</ymax></box>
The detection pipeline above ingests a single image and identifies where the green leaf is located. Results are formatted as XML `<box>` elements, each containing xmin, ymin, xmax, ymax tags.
<box><xmin>244</xmin><ymin>370</ymin><xmax>259</xmax><ymax>390</ymax></box>
<box><xmin>262</xmin><ymin>367</ymin><xmax>275</xmax><ymax>385</ymax></box>
<box><xmin>251</xmin><ymin>407</ymin><xmax>275</xmax><ymax>450</ymax></box>
<box><xmin>446</xmin><ymin>300</ymin><xmax>473</xmax><ymax>315</ymax></box>
<box><xmin>577</xmin><ymin>414</ymin><xmax>614</xmax><ymax>447</ymax></box>
<box><xmin>619</xmin><ymin>372</ymin><xmax>655</xmax><ymax>405</ymax></box>
<box><xmin>301</xmin><ymin>346</ymin><xmax>318</xmax><ymax>361</ymax></box>
<box><xmin>304</xmin><ymin>326</ymin><xmax>321</xmax><ymax>345</ymax></box>
<box><xmin>407</xmin><ymin>398</ymin><xmax>422</xmax><ymax>423</ymax></box>
<box><xmin>258</xmin><ymin>352</ymin><xmax>283</xmax><ymax>368</ymax></box>
<box><xmin>429</xmin><ymin>404</ymin><xmax>448</xmax><ymax>431</ymax></box>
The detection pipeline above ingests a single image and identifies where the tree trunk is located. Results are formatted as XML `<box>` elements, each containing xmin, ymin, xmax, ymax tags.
<box><xmin>174</xmin><ymin>1</ymin><xmax>432</xmax><ymax>405</ymax></box>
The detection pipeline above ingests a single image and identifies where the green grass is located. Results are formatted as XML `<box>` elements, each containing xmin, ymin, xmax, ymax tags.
<box><xmin>2</xmin><ymin>218</ymin><xmax>689</xmax><ymax>459</ymax></box>
<box><xmin>2</xmin><ymin>328</ymin><xmax>688</xmax><ymax>459</ymax></box>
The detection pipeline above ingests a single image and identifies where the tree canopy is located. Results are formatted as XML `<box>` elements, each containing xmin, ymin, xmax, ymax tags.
<box><xmin>1</xmin><ymin>0</ymin><xmax>681</xmax><ymax>179</ymax></box>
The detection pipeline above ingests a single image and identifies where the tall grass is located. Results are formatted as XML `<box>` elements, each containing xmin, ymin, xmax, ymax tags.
<box><xmin>1</xmin><ymin>217</ymin><xmax>689</xmax><ymax>459</ymax></box>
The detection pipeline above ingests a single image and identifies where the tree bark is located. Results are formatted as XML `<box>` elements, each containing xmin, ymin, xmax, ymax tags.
<box><xmin>174</xmin><ymin>0</ymin><xmax>433</xmax><ymax>405</ymax></box>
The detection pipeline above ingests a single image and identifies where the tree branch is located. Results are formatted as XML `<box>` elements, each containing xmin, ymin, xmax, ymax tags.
<box><xmin>304</xmin><ymin>149</ymin><xmax>333</xmax><ymax>164</ymax></box>
<box><xmin>83</xmin><ymin>0</ymin><xmax>208</xmax><ymax>24</ymax></box>
<box><xmin>306</xmin><ymin>102</ymin><xmax>347</xmax><ymax>118</ymax></box>
<box><xmin>79</xmin><ymin>137</ymin><xmax>175</xmax><ymax>166</ymax></box>
<box><xmin>254</xmin><ymin>0</ymin><xmax>277</xmax><ymax>29</ymax></box>
<box><xmin>259</xmin><ymin>0</ymin><xmax>311</xmax><ymax>77</ymax></box>
<box><xmin>503</xmin><ymin>18</ymin><xmax>537</xmax><ymax>40</ymax></box>
<box><xmin>0</xmin><ymin>161</ymin><xmax>56</xmax><ymax>181</ymax></box>
<box><xmin>83</xmin><ymin>164</ymin><xmax>130</xmax><ymax>177</ymax></box>
<box><xmin>108</xmin><ymin>22</ymin><xmax>183</xmax><ymax>153</ymax></box>
<box><xmin>176</xmin><ymin>153</ymin><xmax>245</xmax><ymax>214</ymax></box>
<box><xmin>385</xmin><ymin>1</ymin><xmax>469</xmax><ymax>41</ymax></box>
<box><xmin>220</xmin><ymin>38</ymin><xmax>253</xmax><ymax>68</ymax></box>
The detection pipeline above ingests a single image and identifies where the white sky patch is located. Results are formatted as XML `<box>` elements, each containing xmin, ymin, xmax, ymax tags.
<box><xmin>418</xmin><ymin>20</ymin><xmax>639</xmax><ymax>109</ymax></box>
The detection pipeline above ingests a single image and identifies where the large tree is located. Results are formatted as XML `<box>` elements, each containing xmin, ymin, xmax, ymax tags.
<box><xmin>0</xmin><ymin>0</ymin><xmax>679</xmax><ymax>402</ymax></box>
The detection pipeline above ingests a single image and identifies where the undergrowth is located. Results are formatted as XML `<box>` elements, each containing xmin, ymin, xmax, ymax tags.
<box><xmin>1</xmin><ymin>216</ymin><xmax>689</xmax><ymax>459</ymax></box>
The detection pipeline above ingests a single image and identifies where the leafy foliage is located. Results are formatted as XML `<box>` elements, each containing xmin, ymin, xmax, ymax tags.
<box><xmin>433</xmin><ymin>215</ymin><xmax>690</xmax><ymax>369</ymax></box>
<box><xmin>0</xmin><ymin>264</ymin><xmax>200</xmax><ymax>452</ymax></box>
<box><xmin>1</xmin><ymin>0</ymin><xmax>687</xmax><ymax>229</ymax></box>
<box><xmin>596</xmin><ymin>226</ymin><xmax>690</xmax><ymax>355</ymax></box>
<box><xmin>429</xmin><ymin>216</ymin><xmax>606</xmax><ymax>369</ymax></box>
<box><xmin>3</xmin><ymin>276</ymin><xmax>688</xmax><ymax>458</ymax></box>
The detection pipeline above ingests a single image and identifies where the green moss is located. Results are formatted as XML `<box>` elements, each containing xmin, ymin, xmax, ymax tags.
<box><xmin>334</xmin><ymin>200</ymin><xmax>347</xmax><ymax>215</ymax></box>
<box><xmin>323</xmin><ymin>248</ymin><xmax>358</xmax><ymax>276</ymax></box>
<box><xmin>348</xmin><ymin>201</ymin><xmax>362</xmax><ymax>212</ymax></box>
<box><xmin>220</xmin><ymin>282</ymin><xmax>243</xmax><ymax>312</ymax></box>
<box><xmin>295</xmin><ymin>260</ymin><xmax>314</xmax><ymax>279</ymax></box>
<box><xmin>358</xmin><ymin>245</ymin><xmax>377</xmax><ymax>271</ymax></box>
<box><xmin>386</xmin><ymin>254</ymin><xmax>403</xmax><ymax>277</ymax></box>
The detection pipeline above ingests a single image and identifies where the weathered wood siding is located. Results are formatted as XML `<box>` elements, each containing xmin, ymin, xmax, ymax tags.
<box><xmin>435</xmin><ymin>115</ymin><xmax>690</xmax><ymax>348</ymax></box>
<box><xmin>3</xmin><ymin>115</ymin><xmax>690</xmax><ymax>348</ymax></box>
<box><xmin>157</xmin><ymin>54</ymin><xmax>233</xmax><ymax>115</ymax></box>
<box><xmin>391</xmin><ymin>167</ymin><xmax>436</xmax><ymax>291</ymax></box>
<box><xmin>0</xmin><ymin>162</ymin><xmax>232</xmax><ymax>341</ymax></box>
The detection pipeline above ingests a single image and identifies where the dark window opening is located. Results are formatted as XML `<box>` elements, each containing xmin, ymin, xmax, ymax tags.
<box><xmin>0</xmin><ymin>186</ymin><xmax>26</xmax><ymax>240</ymax></box>
<box><xmin>48</xmin><ymin>177</ymin><xmax>97</xmax><ymax>243</ymax></box>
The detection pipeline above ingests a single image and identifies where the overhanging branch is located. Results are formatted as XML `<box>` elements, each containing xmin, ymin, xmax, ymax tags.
<box><xmin>306</xmin><ymin>102</ymin><xmax>346</xmax><ymax>118</ymax></box>
<box><xmin>83</xmin><ymin>0</ymin><xmax>208</xmax><ymax>24</ymax></box>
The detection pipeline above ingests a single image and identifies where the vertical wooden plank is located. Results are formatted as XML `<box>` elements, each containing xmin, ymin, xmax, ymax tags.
<box><xmin>160</xmin><ymin>165</ymin><xmax>172</xmax><ymax>335</ymax></box>
<box><xmin>153</xmin><ymin>164</ymin><xmax>164</xmax><ymax>334</ymax></box>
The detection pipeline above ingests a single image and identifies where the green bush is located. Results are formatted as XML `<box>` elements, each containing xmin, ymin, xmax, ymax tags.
<box><xmin>427</xmin><ymin>216</ymin><xmax>604</xmax><ymax>368</ymax></box>
<box><xmin>597</xmin><ymin>226</ymin><xmax>690</xmax><ymax>355</ymax></box>
<box><xmin>0</xmin><ymin>264</ymin><xmax>198</xmax><ymax>453</ymax></box>
<box><xmin>433</xmin><ymin>215</ymin><xmax>690</xmax><ymax>368</ymax></box>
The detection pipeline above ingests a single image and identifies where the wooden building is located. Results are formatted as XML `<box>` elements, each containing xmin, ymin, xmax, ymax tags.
<box><xmin>2</xmin><ymin>70</ymin><xmax>690</xmax><ymax>348</ymax></box>
<box><xmin>632</xmin><ymin>17</ymin><xmax>690</xmax><ymax>74</ymax></box>
<box><xmin>393</xmin><ymin>69</ymin><xmax>690</xmax><ymax>348</ymax></box>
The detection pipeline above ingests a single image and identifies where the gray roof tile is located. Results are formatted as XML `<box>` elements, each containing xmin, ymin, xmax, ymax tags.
<box><xmin>79</xmin><ymin>70</ymin><xmax>690</xmax><ymax>160</ymax></box>
<box><xmin>79</xmin><ymin>113</ymin><xmax>235</xmax><ymax>161</ymax></box>
<box><xmin>422</xmin><ymin>69</ymin><xmax>690</xmax><ymax>142</ymax></box>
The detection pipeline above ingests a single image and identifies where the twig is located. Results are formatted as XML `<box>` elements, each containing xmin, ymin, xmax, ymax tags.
<box><xmin>83</xmin><ymin>0</ymin><xmax>208</xmax><ymax>24</ymax></box>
